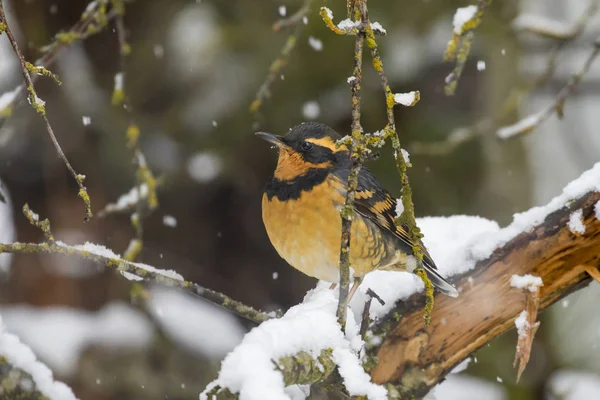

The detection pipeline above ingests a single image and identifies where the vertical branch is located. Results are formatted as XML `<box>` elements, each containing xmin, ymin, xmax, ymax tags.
<box><xmin>321</xmin><ymin>0</ymin><xmax>433</xmax><ymax>326</ymax></box>
<box><xmin>113</xmin><ymin>10</ymin><xmax>158</xmax><ymax>262</ymax></box>
<box><xmin>0</xmin><ymin>1</ymin><xmax>93</xmax><ymax>223</ymax></box>
<box><xmin>362</xmin><ymin>3</ymin><xmax>433</xmax><ymax>324</ymax></box>
<box><xmin>336</xmin><ymin>0</ymin><xmax>368</xmax><ymax>329</ymax></box>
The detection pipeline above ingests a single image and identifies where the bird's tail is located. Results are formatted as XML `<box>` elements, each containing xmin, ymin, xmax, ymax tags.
<box><xmin>421</xmin><ymin>260</ymin><xmax>459</xmax><ymax>298</ymax></box>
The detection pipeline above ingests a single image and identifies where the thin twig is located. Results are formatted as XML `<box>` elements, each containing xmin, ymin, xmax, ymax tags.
<box><xmin>0</xmin><ymin>2</ymin><xmax>92</xmax><ymax>222</ymax></box>
<box><xmin>497</xmin><ymin>37</ymin><xmax>600</xmax><ymax>139</ymax></box>
<box><xmin>321</xmin><ymin>1</ymin><xmax>431</xmax><ymax>326</ymax></box>
<box><xmin>2</xmin><ymin>203</ymin><xmax>275</xmax><ymax>323</ymax></box>
<box><xmin>359</xmin><ymin>296</ymin><xmax>373</xmax><ymax>338</ymax></box>
<box><xmin>331</xmin><ymin>1</ymin><xmax>368</xmax><ymax>330</ymax></box>
<box><xmin>272</xmin><ymin>0</ymin><xmax>313</xmax><ymax>31</ymax></box>
<box><xmin>444</xmin><ymin>0</ymin><xmax>491</xmax><ymax>96</ymax></box>
<box><xmin>113</xmin><ymin>11</ymin><xmax>159</xmax><ymax>262</ymax></box>
<box><xmin>0</xmin><ymin>240</ymin><xmax>274</xmax><ymax>323</ymax></box>
<box><xmin>361</xmin><ymin>2</ymin><xmax>433</xmax><ymax>324</ymax></box>
<box><xmin>512</xmin><ymin>0</ymin><xmax>598</xmax><ymax>40</ymax></box>
<box><xmin>22</xmin><ymin>204</ymin><xmax>54</xmax><ymax>242</ymax></box>
<box><xmin>0</xmin><ymin>0</ymin><xmax>123</xmax><ymax>118</ymax></box>
<box><xmin>250</xmin><ymin>0</ymin><xmax>313</xmax><ymax>116</ymax></box>
<box><xmin>413</xmin><ymin>1</ymin><xmax>598</xmax><ymax>154</ymax></box>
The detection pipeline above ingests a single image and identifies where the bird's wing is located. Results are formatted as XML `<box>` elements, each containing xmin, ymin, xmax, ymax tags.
<box><xmin>333</xmin><ymin>166</ymin><xmax>436</xmax><ymax>268</ymax></box>
<box><xmin>332</xmin><ymin>166</ymin><xmax>459</xmax><ymax>297</ymax></box>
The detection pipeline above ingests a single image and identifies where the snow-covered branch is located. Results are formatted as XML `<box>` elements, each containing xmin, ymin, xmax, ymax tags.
<box><xmin>0</xmin><ymin>203</ymin><xmax>274</xmax><ymax>324</ymax></box>
<box><xmin>370</xmin><ymin>165</ymin><xmax>600</xmax><ymax>397</ymax></box>
<box><xmin>0</xmin><ymin>238</ymin><xmax>274</xmax><ymax>324</ymax></box>
<box><xmin>443</xmin><ymin>1</ymin><xmax>491</xmax><ymax>96</ymax></box>
<box><xmin>0</xmin><ymin>315</ymin><xmax>78</xmax><ymax>400</ymax></box>
<box><xmin>203</xmin><ymin>161</ymin><xmax>600</xmax><ymax>399</ymax></box>
<box><xmin>497</xmin><ymin>36</ymin><xmax>600</xmax><ymax>139</ymax></box>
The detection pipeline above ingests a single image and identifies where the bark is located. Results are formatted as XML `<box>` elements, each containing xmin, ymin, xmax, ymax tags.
<box><xmin>209</xmin><ymin>191</ymin><xmax>600</xmax><ymax>399</ymax></box>
<box><xmin>370</xmin><ymin>190</ymin><xmax>600</xmax><ymax>397</ymax></box>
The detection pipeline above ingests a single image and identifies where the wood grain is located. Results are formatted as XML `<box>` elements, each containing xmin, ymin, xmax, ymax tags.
<box><xmin>370</xmin><ymin>191</ymin><xmax>600</xmax><ymax>396</ymax></box>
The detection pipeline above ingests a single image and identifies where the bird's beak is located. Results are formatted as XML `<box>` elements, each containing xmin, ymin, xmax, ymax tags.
<box><xmin>255</xmin><ymin>132</ymin><xmax>289</xmax><ymax>149</ymax></box>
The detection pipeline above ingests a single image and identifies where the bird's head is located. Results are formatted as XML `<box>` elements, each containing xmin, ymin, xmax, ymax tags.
<box><xmin>256</xmin><ymin>122</ymin><xmax>347</xmax><ymax>181</ymax></box>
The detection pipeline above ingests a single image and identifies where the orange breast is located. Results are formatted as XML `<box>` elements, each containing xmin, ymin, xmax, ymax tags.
<box><xmin>261</xmin><ymin>176</ymin><xmax>394</xmax><ymax>282</ymax></box>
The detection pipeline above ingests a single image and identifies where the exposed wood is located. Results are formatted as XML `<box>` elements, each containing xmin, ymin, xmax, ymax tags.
<box><xmin>370</xmin><ymin>191</ymin><xmax>600</xmax><ymax>397</ymax></box>
<box><xmin>201</xmin><ymin>191</ymin><xmax>600</xmax><ymax>399</ymax></box>
<box><xmin>513</xmin><ymin>289</ymin><xmax>540</xmax><ymax>383</ymax></box>
<box><xmin>583</xmin><ymin>263</ymin><xmax>600</xmax><ymax>284</ymax></box>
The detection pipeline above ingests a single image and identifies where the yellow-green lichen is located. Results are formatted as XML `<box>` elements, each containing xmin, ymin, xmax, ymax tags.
<box><xmin>0</xmin><ymin>104</ymin><xmax>12</xmax><ymax>118</ymax></box>
<box><xmin>77</xmin><ymin>187</ymin><xmax>93</xmax><ymax>222</ymax></box>
<box><xmin>112</xmin><ymin>89</ymin><xmax>125</xmax><ymax>107</ymax></box>
<box><xmin>25</xmin><ymin>62</ymin><xmax>62</xmax><ymax>85</ymax></box>
<box><xmin>319</xmin><ymin>7</ymin><xmax>348</xmax><ymax>35</ymax></box>
<box><xmin>415</xmin><ymin>267</ymin><xmax>434</xmax><ymax>326</ymax></box>
<box><xmin>111</xmin><ymin>0</ymin><xmax>127</xmax><ymax>16</ymax></box>
<box><xmin>126</xmin><ymin>124</ymin><xmax>140</xmax><ymax>148</ymax></box>
<box><xmin>121</xmin><ymin>42</ymin><xmax>132</xmax><ymax>56</ymax></box>
<box><xmin>137</xmin><ymin>165</ymin><xmax>158</xmax><ymax>210</ymax></box>
<box><xmin>443</xmin><ymin>37</ymin><xmax>459</xmax><ymax>61</ymax></box>
<box><xmin>124</xmin><ymin>238</ymin><xmax>143</xmax><ymax>262</ymax></box>
<box><xmin>86</xmin><ymin>24</ymin><xmax>99</xmax><ymax>35</ymax></box>
<box><xmin>362</xmin><ymin>353</ymin><xmax>379</xmax><ymax>372</ymax></box>
<box><xmin>26</xmin><ymin>86</ymin><xmax>46</xmax><ymax>115</ymax></box>
<box><xmin>55</xmin><ymin>31</ymin><xmax>81</xmax><ymax>44</ymax></box>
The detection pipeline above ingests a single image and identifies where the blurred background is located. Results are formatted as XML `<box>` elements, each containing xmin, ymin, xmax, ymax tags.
<box><xmin>0</xmin><ymin>0</ymin><xmax>599</xmax><ymax>399</ymax></box>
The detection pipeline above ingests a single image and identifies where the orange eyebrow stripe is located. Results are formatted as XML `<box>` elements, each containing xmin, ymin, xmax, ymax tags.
<box><xmin>306</xmin><ymin>137</ymin><xmax>347</xmax><ymax>152</ymax></box>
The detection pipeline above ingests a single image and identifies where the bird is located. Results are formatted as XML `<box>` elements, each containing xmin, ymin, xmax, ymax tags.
<box><xmin>257</xmin><ymin>122</ymin><xmax>458</xmax><ymax>304</ymax></box>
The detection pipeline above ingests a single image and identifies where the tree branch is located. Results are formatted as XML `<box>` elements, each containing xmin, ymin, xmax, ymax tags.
<box><xmin>249</xmin><ymin>0</ymin><xmax>313</xmax><ymax>118</ymax></box>
<box><xmin>0</xmin><ymin>357</ymin><xmax>52</xmax><ymax>400</ymax></box>
<box><xmin>444</xmin><ymin>0</ymin><xmax>491</xmax><ymax>96</ymax></box>
<box><xmin>226</xmin><ymin>190</ymin><xmax>600</xmax><ymax>397</ymax></box>
<box><xmin>412</xmin><ymin>1</ymin><xmax>599</xmax><ymax>155</ymax></box>
<box><xmin>0</xmin><ymin>319</ymin><xmax>78</xmax><ymax>400</ymax></box>
<box><xmin>0</xmin><ymin>240</ymin><xmax>276</xmax><ymax>324</ymax></box>
<box><xmin>0</xmin><ymin>0</ymin><xmax>124</xmax><ymax>115</ymax></box>
<box><xmin>335</xmin><ymin>0</ymin><xmax>367</xmax><ymax>329</ymax></box>
<box><xmin>497</xmin><ymin>36</ymin><xmax>600</xmax><ymax>139</ymax></box>
<box><xmin>0</xmin><ymin>1</ymin><xmax>92</xmax><ymax>222</ymax></box>
<box><xmin>369</xmin><ymin>190</ymin><xmax>600</xmax><ymax>396</ymax></box>
<box><xmin>1</xmin><ymin>203</ymin><xmax>275</xmax><ymax>324</ymax></box>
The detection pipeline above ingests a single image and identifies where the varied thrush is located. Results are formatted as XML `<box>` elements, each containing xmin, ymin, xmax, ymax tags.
<box><xmin>257</xmin><ymin>122</ymin><xmax>458</xmax><ymax>301</ymax></box>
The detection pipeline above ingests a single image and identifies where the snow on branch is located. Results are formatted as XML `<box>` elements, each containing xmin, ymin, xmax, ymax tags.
<box><xmin>0</xmin><ymin>178</ymin><xmax>14</xmax><ymax>275</ymax></box>
<box><xmin>0</xmin><ymin>315</ymin><xmax>79</xmax><ymax>400</ymax></box>
<box><xmin>497</xmin><ymin>7</ymin><xmax>600</xmax><ymax>141</ymax></box>
<box><xmin>369</xmin><ymin>162</ymin><xmax>600</xmax><ymax>396</ymax></box>
<box><xmin>512</xmin><ymin>14</ymin><xmax>579</xmax><ymax>40</ymax></box>
<box><xmin>512</xmin><ymin>1</ymin><xmax>598</xmax><ymax>41</ymax></box>
<box><xmin>412</xmin><ymin>2</ymin><xmax>599</xmax><ymax>156</ymax></box>
<box><xmin>201</xmin><ymin>287</ymin><xmax>387</xmax><ymax>400</ymax></box>
<box><xmin>202</xmin><ymin>161</ymin><xmax>600</xmax><ymax>398</ymax></box>
<box><xmin>0</xmin><ymin>204</ymin><xmax>274</xmax><ymax>324</ymax></box>
<box><xmin>0</xmin><ymin>0</ymin><xmax>114</xmax><ymax>222</ymax></box>
<box><xmin>319</xmin><ymin>0</ymin><xmax>431</xmax><ymax>331</ymax></box>
<box><xmin>443</xmin><ymin>0</ymin><xmax>491</xmax><ymax>96</ymax></box>
<box><xmin>496</xmin><ymin>37</ymin><xmax>600</xmax><ymax>139</ymax></box>
<box><xmin>0</xmin><ymin>0</ymin><xmax>122</xmax><ymax>118</ymax></box>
